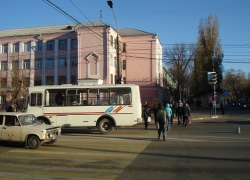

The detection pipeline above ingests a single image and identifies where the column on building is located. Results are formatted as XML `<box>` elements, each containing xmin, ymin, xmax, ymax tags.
<box><xmin>67</xmin><ymin>38</ymin><xmax>71</xmax><ymax>84</ymax></box>
<box><xmin>30</xmin><ymin>41</ymin><xmax>35</xmax><ymax>87</ymax></box>
<box><xmin>42</xmin><ymin>40</ymin><xmax>46</xmax><ymax>85</ymax></box>
<box><xmin>54</xmin><ymin>39</ymin><xmax>58</xmax><ymax>85</ymax></box>
<box><xmin>7</xmin><ymin>42</ymin><xmax>12</xmax><ymax>87</ymax></box>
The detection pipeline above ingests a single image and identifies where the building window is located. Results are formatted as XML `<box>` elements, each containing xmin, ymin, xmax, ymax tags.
<box><xmin>47</xmin><ymin>40</ymin><xmax>54</xmax><ymax>51</ymax></box>
<box><xmin>0</xmin><ymin>95</ymin><xmax>6</xmax><ymax>104</ymax></box>
<box><xmin>71</xmin><ymin>75</ymin><xmax>77</xmax><ymax>85</ymax></box>
<box><xmin>59</xmin><ymin>39</ymin><xmax>67</xmax><ymax>50</ymax></box>
<box><xmin>71</xmin><ymin>57</ymin><xmax>77</xmax><ymax>67</ymax></box>
<box><xmin>46</xmin><ymin>76</ymin><xmax>54</xmax><ymax>85</ymax></box>
<box><xmin>1</xmin><ymin>44</ymin><xmax>8</xmax><ymax>53</ymax></box>
<box><xmin>34</xmin><ymin>77</ymin><xmax>42</xmax><ymax>86</ymax></box>
<box><xmin>114</xmin><ymin>38</ymin><xmax>117</xmax><ymax>49</ymax></box>
<box><xmin>110</xmin><ymin>54</ymin><xmax>113</xmax><ymax>66</ymax></box>
<box><xmin>12</xmin><ymin>78</ymin><xmax>22</xmax><ymax>87</ymax></box>
<box><xmin>114</xmin><ymin>57</ymin><xmax>117</xmax><ymax>67</ymax></box>
<box><xmin>23</xmin><ymin>77</ymin><xmax>30</xmax><ymax>87</ymax></box>
<box><xmin>123</xmin><ymin>60</ymin><xmax>126</xmax><ymax>70</ymax></box>
<box><xmin>46</xmin><ymin>58</ymin><xmax>54</xmax><ymax>68</ymax></box>
<box><xmin>71</xmin><ymin>39</ymin><xmax>77</xmax><ymax>49</ymax></box>
<box><xmin>122</xmin><ymin>43</ymin><xmax>126</xmax><ymax>52</ymax></box>
<box><xmin>13</xmin><ymin>43</ymin><xmax>19</xmax><ymax>52</ymax></box>
<box><xmin>23</xmin><ymin>59</ymin><xmax>30</xmax><ymax>69</ymax></box>
<box><xmin>12</xmin><ymin>60</ymin><xmax>19</xmax><ymax>70</ymax></box>
<box><xmin>59</xmin><ymin>76</ymin><xmax>66</xmax><ymax>85</ymax></box>
<box><xmin>59</xmin><ymin>58</ymin><xmax>67</xmax><ymax>68</ymax></box>
<box><xmin>35</xmin><ymin>59</ymin><xmax>42</xmax><ymax>69</ymax></box>
<box><xmin>0</xmin><ymin>78</ymin><xmax>7</xmax><ymax>88</ymax></box>
<box><xmin>24</xmin><ymin>42</ymin><xmax>31</xmax><ymax>52</ymax></box>
<box><xmin>1</xmin><ymin>61</ymin><xmax>7</xmax><ymax>70</ymax></box>
<box><xmin>110</xmin><ymin>74</ymin><xmax>113</xmax><ymax>84</ymax></box>
<box><xmin>110</xmin><ymin>35</ymin><xmax>114</xmax><ymax>47</ymax></box>
<box><xmin>35</xmin><ymin>41</ymin><xmax>42</xmax><ymax>51</ymax></box>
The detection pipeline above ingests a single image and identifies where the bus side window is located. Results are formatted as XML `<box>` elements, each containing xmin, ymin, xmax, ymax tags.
<box><xmin>30</xmin><ymin>93</ymin><xmax>42</xmax><ymax>106</ymax></box>
<box><xmin>0</xmin><ymin>115</ymin><xmax>3</xmax><ymax>125</ymax></box>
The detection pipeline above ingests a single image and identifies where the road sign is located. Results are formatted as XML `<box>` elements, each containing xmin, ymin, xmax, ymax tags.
<box><xmin>223</xmin><ymin>89</ymin><xmax>229</xmax><ymax>96</ymax></box>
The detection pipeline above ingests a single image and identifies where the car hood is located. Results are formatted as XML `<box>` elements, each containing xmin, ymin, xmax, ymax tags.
<box><xmin>21</xmin><ymin>124</ymin><xmax>60</xmax><ymax>130</ymax></box>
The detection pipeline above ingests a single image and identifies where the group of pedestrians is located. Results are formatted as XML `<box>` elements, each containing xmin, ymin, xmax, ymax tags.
<box><xmin>142</xmin><ymin>100</ymin><xmax>191</xmax><ymax>141</ymax></box>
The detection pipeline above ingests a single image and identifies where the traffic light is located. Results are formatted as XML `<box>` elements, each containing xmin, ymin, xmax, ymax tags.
<box><xmin>211</xmin><ymin>72</ymin><xmax>217</xmax><ymax>83</ymax></box>
<box><xmin>207</xmin><ymin>72</ymin><xmax>217</xmax><ymax>84</ymax></box>
<box><xmin>107</xmin><ymin>0</ymin><xmax>113</xmax><ymax>8</ymax></box>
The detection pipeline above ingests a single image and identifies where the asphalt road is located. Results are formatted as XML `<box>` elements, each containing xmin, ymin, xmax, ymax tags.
<box><xmin>115</xmin><ymin>109</ymin><xmax>250</xmax><ymax>180</ymax></box>
<box><xmin>0</xmin><ymin>108</ymin><xmax>250</xmax><ymax>180</ymax></box>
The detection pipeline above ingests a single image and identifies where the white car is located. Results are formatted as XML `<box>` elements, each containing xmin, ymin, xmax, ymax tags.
<box><xmin>0</xmin><ymin>112</ymin><xmax>61</xmax><ymax>149</ymax></box>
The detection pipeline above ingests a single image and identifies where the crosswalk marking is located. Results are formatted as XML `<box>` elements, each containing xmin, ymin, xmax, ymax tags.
<box><xmin>0</xmin><ymin>135</ymin><xmax>150</xmax><ymax>180</ymax></box>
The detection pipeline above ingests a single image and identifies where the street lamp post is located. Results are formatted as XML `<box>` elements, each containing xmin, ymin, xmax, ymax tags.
<box><xmin>107</xmin><ymin>0</ymin><xmax>121</xmax><ymax>84</ymax></box>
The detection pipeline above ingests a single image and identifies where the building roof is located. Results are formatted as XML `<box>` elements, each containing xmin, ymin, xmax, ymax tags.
<box><xmin>0</xmin><ymin>21</ymin><xmax>107</xmax><ymax>38</ymax></box>
<box><xmin>0</xmin><ymin>21</ymin><xmax>154</xmax><ymax>38</ymax></box>
<box><xmin>119</xmin><ymin>28</ymin><xmax>156</xmax><ymax>37</ymax></box>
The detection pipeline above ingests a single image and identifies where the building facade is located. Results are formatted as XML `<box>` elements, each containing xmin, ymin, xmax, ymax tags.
<box><xmin>0</xmin><ymin>21</ymin><xmax>164</xmax><ymax>109</ymax></box>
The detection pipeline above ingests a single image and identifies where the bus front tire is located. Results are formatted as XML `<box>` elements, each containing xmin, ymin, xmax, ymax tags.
<box><xmin>98</xmin><ymin>118</ymin><xmax>114</xmax><ymax>135</ymax></box>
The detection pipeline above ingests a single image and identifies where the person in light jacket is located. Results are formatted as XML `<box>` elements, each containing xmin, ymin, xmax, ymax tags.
<box><xmin>165</xmin><ymin>103</ymin><xmax>172</xmax><ymax>131</ymax></box>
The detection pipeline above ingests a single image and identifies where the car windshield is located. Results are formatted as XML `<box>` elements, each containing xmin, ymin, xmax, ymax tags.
<box><xmin>19</xmin><ymin>114</ymin><xmax>41</xmax><ymax>126</ymax></box>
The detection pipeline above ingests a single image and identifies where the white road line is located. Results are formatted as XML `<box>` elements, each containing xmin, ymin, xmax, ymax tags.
<box><xmin>8</xmin><ymin>150</ymin><xmax>138</xmax><ymax>158</ymax></box>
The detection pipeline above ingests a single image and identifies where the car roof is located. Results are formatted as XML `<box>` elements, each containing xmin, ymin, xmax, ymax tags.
<box><xmin>0</xmin><ymin>112</ymin><xmax>34</xmax><ymax>116</ymax></box>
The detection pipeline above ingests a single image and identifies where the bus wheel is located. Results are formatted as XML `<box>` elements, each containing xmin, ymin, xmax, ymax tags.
<box><xmin>98</xmin><ymin>118</ymin><xmax>114</xmax><ymax>134</ymax></box>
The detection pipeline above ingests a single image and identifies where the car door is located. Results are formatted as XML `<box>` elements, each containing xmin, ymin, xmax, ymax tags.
<box><xmin>0</xmin><ymin>115</ymin><xmax>3</xmax><ymax>140</ymax></box>
<box><xmin>2</xmin><ymin>115</ymin><xmax>22</xmax><ymax>141</ymax></box>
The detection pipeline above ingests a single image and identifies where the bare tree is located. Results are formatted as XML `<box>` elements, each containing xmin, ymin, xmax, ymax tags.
<box><xmin>0</xmin><ymin>55</ymin><xmax>32</xmax><ymax>109</ymax></box>
<box><xmin>163</xmin><ymin>43</ymin><xmax>195</xmax><ymax>100</ymax></box>
<box><xmin>223</xmin><ymin>69</ymin><xmax>248</xmax><ymax>100</ymax></box>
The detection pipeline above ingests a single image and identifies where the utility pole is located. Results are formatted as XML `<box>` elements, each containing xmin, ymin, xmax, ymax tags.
<box><xmin>107</xmin><ymin>0</ymin><xmax>121</xmax><ymax>84</ymax></box>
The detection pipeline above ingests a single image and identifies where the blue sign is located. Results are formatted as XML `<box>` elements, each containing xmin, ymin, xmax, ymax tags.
<box><xmin>223</xmin><ymin>90</ymin><xmax>229</xmax><ymax>96</ymax></box>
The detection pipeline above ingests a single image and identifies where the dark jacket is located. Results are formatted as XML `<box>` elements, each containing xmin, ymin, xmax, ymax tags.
<box><xmin>175</xmin><ymin>105</ymin><xmax>183</xmax><ymax>116</ymax></box>
<box><xmin>182</xmin><ymin>104</ymin><xmax>190</xmax><ymax>117</ymax></box>
<box><xmin>156</xmin><ymin>107</ymin><xmax>167</xmax><ymax>125</ymax></box>
<box><xmin>143</xmin><ymin>108</ymin><xmax>151</xmax><ymax>119</ymax></box>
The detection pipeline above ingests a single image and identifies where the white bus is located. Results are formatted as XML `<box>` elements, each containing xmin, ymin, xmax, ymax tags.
<box><xmin>25</xmin><ymin>84</ymin><xmax>142</xmax><ymax>134</ymax></box>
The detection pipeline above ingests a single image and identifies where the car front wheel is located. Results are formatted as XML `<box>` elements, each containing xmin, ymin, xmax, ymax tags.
<box><xmin>27</xmin><ymin>135</ymin><xmax>41</xmax><ymax>149</ymax></box>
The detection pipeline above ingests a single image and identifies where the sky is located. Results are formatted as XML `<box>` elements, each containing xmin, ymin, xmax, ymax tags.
<box><xmin>0</xmin><ymin>0</ymin><xmax>249</xmax><ymax>76</ymax></box>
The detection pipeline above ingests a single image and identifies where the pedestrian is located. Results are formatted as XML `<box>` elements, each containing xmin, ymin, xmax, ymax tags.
<box><xmin>208</xmin><ymin>101</ymin><xmax>213</xmax><ymax>116</ymax></box>
<box><xmin>220</xmin><ymin>101</ymin><xmax>225</xmax><ymax>116</ymax></box>
<box><xmin>142</xmin><ymin>107</ymin><xmax>151</xmax><ymax>129</ymax></box>
<box><xmin>175</xmin><ymin>102</ymin><xmax>183</xmax><ymax>125</ymax></box>
<box><xmin>15</xmin><ymin>102</ymin><xmax>19</xmax><ymax>112</ymax></box>
<box><xmin>156</xmin><ymin>103</ymin><xmax>168</xmax><ymax>141</ymax></box>
<box><xmin>170</xmin><ymin>101</ymin><xmax>176</xmax><ymax>124</ymax></box>
<box><xmin>165</xmin><ymin>103</ymin><xmax>172</xmax><ymax>131</ymax></box>
<box><xmin>144</xmin><ymin>101</ymin><xmax>150</xmax><ymax>110</ymax></box>
<box><xmin>182</xmin><ymin>102</ymin><xmax>190</xmax><ymax>127</ymax></box>
<box><xmin>153</xmin><ymin>104</ymin><xmax>159</xmax><ymax>124</ymax></box>
<box><xmin>7</xmin><ymin>105</ymin><xmax>14</xmax><ymax>112</ymax></box>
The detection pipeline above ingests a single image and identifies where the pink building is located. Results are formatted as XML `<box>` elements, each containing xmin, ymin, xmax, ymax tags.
<box><xmin>0</xmin><ymin>21</ymin><xmax>163</xmax><ymax>109</ymax></box>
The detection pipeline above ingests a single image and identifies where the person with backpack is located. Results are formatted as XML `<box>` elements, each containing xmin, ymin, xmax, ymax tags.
<box><xmin>156</xmin><ymin>103</ymin><xmax>168</xmax><ymax>141</ymax></box>
<box><xmin>175</xmin><ymin>102</ymin><xmax>183</xmax><ymax>125</ymax></box>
